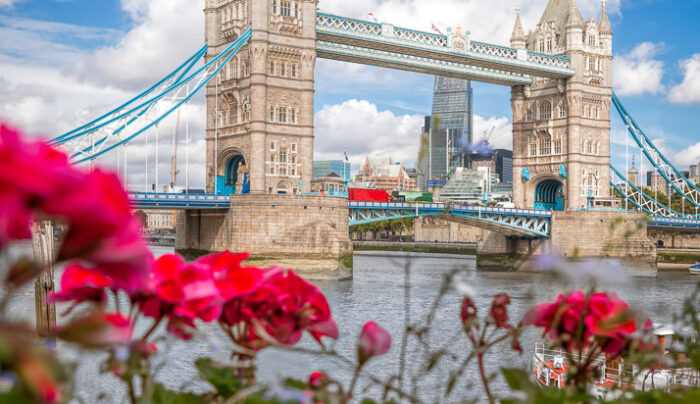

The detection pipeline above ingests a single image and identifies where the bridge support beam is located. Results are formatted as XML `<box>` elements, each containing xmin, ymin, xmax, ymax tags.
<box><xmin>476</xmin><ymin>211</ymin><xmax>657</xmax><ymax>277</ymax></box>
<box><xmin>176</xmin><ymin>195</ymin><xmax>352</xmax><ymax>279</ymax></box>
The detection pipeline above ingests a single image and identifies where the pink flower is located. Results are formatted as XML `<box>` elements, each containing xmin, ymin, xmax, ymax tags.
<box><xmin>308</xmin><ymin>371</ymin><xmax>327</xmax><ymax>388</ymax></box>
<box><xmin>0</xmin><ymin>187</ymin><xmax>33</xmax><ymax>246</ymax></box>
<box><xmin>47</xmin><ymin>263</ymin><xmax>113</xmax><ymax>306</ymax></box>
<box><xmin>149</xmin><ymin>254</ymin><xmax>223</xmax><ymax>323</ymax></box>
<box><xmin>55</xmin><ymin>312</ymin><xmax>133</xmax><ymax>348</ymax></box>
<box><xmin>196</xmin><ymin>251</ymin><xmax>263</xmax><ymax>299</ymax></box>
<box><xmin>358</xmin><ymin>321</ymin><xmax>391</xmax><ymax>365</ymax></box>
<box><xmin>220</xmin><ymin>268</ymin><xmax>338</xmax><ymax>350</ymax></box>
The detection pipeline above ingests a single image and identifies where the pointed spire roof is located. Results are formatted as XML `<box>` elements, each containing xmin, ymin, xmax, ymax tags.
<box><xmin>566</xmin><ymin>0</ymin><xmax>583</xmax><ymax>28</ymax></box>
<box><xmin>510</xmin><ymin>5</ymin><xmax>527</xmax><ymax>46</ymax></box>
<box><xmin>599</xmin><ymin>0</ymin><xmax>613</xmax><ymax>35</ymax></box>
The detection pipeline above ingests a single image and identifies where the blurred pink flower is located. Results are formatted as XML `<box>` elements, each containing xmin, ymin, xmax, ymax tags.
<box><xmin>47</xmin><ymin>263</ymin><xmax>113</xmax><ymax>306</ymax></box>
<box><xmin>358</xmin><ymin>321</ymin><xmax>391</xmax><ymax>365</ymax></box>
<box><xmin>55</xmin><ymin>312</ymin><xmax>133</xmax><ymax>348</ymax></box>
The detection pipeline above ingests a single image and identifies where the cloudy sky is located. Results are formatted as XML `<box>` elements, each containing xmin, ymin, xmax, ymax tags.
<box><xmin>0</xmin><ymin>0</ymin><xmax>699</xmax><ymax>190</ymax></box>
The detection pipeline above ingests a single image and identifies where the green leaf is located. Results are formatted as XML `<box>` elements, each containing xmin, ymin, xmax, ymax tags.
<box><xmin>501</xmin><ymin>368</ymin><xmax>530</xmax><ymax>391</ymax></box>
<box><xmin>151</xmin><ymin>384</ymin><xmax>206</xmax><ymax>404</ymax></box>
<box><xmin>195</xmin><ymin>358</ymin><xmax>245</xmax><ymax>399</ymax></box>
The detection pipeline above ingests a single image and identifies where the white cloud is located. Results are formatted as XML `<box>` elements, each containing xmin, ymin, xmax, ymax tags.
<box><xmin>320</xmin><ymin>0</ymin><xmax>620</xmax><ymax>47</ymax></box>
<box><xmin>668</xmin><ymin>54</ymin><xmax>700</xmax><ymax>105</ymax></box>
<box><xmin>473</xmin><ymin>115</ymin><xmax>512</xmax><ymax>150</ymax></box>
<box><xmin>613</xmin><ymin>42</ymin><xmax>665</xmax><ymax>96</ymax></box>
<box><xmin>71</xmin><ymin>0</ymin><xmax>203</xmax><ymax>90</ymax></box>
<box><xmin>0</xmin><ymin>0</ymin><xmax>23</xmax><ymax>7</ymax></box>
<box><xmin>314</xmin><ymin>99</ymin><xmax>424</xmax><ymax>170</ymax></box>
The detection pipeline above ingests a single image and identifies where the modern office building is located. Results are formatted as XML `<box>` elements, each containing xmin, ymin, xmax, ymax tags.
<box><xmin>469</xmin><ymin>149</ymin><xmax>513</xmax><ymax>184</ymax></box>
<box><xmin>439</xmin><ymin>167</ymin><xmax>496</xmax><ymax>203</ymax></box>
<box><xmin>313</xmin><ymin>160</ymin><xmax>351</xmax><ymax>183</ymax></box>
<box><xmin>417</xmin><ymin>77</ymin><xmax>473</xmax><ymax>190</ymax></box>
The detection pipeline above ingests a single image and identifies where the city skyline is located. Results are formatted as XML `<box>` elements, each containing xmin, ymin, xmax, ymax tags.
<box><xmin>0</xmin><ymin>0</ymin><xmax>699</xmax><ymax>188</ymax></box>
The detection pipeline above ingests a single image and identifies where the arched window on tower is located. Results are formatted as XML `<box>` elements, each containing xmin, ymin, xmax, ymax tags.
<box><xmin>547</xmin><ymin>38</ymin><xmax>552</xmax><ymax>52</ymax></box>
<box><xmin>529</xmin><ymin>138</ymin><xmax>537</xmax><ymax>157</ymax></box>
<box><xmin>526</xmin><ymin>109</ymin><xmax>533</xmax><ymax>122</ymax></box>
<box><xmin>539</xmin><ymin>101</ymin><xmax>552</xmax><ymax>120</ymax></box>
<box><xmin>558</xmin><ymin>105</ymin><xmax>567</xmax><ymax>118</ymax></box>
<box><xmin>539</xmin><ymin>39</ymin><xmax>544</xmax><ymax>53</ymax></box>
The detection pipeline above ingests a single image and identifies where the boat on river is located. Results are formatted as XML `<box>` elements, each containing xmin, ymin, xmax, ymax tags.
<box><xmin>531</xmin><ymin>325</ymin><xmax>700</xmax><ymax>399</ymax></box>
<box><xmin>689</xmin><ymin>263</ymin><xmax>700</xmax><ymax>275</ymax></box>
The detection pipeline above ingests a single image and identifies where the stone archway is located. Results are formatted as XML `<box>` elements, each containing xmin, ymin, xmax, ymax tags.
<box><xmin>216</xmin><ymin>149</ymin><xmax>248</xmax><ymax>195</ymax></box>
<box><xmin>534</xmin><ymin>179</ymin><xmax>565</xmax><ymax>211</ymax></box>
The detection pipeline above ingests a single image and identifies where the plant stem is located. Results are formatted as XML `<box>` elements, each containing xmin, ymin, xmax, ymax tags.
<box><xmin>128</xmin><ymin>377</ymin><xmax>138</xmax><ymax>404</ymax></box>
<box><xmin>477</xmin><ymin>352</ymin><xmax>494</xmax><ymax>404</ymax></box>
<box><xmin>347</xmin><ymin>366</ymin><xmax>362</xmax><ymax>400</ymax></box>
<box><xmin>141</xmin><ymin>319</ymin><xmax>161</xmax><ymax>341</ymax></box>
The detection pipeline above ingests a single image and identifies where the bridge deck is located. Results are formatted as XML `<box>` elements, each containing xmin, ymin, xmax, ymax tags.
<box><xmin>127</xmin><ymin>193</ymin><xmax>700</xmax><ymax>234</ymax></box>
<box><xmin>316</xmin><ymin>13</ymin><xmax>575</xmax><ymax>86</ymax></box>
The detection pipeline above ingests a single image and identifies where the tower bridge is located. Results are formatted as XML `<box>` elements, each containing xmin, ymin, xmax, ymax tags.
<box><xmin>54</xmin><ymin>0</ymin><xmax>700</xmax><ymax>276</ymax></box>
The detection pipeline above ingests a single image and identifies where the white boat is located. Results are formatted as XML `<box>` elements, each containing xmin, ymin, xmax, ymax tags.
<box><xmin>531</xmin><ymin>325</ymin><xmax>699</xmax><ymax>399</ymax></box>
<box><xmin>689</xmin><ymin>263</ymin><xmax>700</xmax><ymax>274</ymax></box>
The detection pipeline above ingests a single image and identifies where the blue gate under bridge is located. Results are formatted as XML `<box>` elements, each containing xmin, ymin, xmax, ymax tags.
<box><xmin>216</xmin><ymin>155</ymin><xmax>249</xmax><ymax>195</ymax></box>
<box><xmin>534</xmin><ymin>180</ymin><xmax>564</xmax><ymax>211</ymax></box>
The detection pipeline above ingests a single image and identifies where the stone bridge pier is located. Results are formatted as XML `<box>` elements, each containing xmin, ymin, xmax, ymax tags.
<box><xmin>476</xmin><ymin>211</ymin><xmax>657</xmax><ymax>277</ymax></box>
<box><xmin>176</xmin><ymin>195</ymin><xmax>352</xmax><ymax>280</ymax></box>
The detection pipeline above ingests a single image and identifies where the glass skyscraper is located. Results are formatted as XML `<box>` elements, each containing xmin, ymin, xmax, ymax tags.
<box><xmin>417</xmin><ymin>77</ymin><xmax>473</xmax><ymax>191</ymax></box>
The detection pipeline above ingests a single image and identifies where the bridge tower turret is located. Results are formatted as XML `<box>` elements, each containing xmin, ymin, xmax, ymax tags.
<box><xmin>204</xmin><ymin>0</ymin><xmax>318</xmax><ymax>195</ymax></box>
<box><xmin>511</xmin><ymin>0</ymin><xmax>613</xmax><ymax>210</ymax></box>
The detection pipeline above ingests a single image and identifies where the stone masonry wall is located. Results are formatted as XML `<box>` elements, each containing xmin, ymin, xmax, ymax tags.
<box><xmin>413</xmin><ymin>217</ymin><xmax>484</xmax><ymax>243</ymax></box>
<box><xmin>176</xmin><ymin>195</ymin><xmax>351</xmax><ymax>259</ymax></box>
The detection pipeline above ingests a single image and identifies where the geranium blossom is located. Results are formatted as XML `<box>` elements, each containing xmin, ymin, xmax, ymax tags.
<box><xmin>221</xmin><ymin>268</ymin><xmax>338</xmax><ymax>350</ymax></box>
<box><xmin>47</xmin><ymin>263</ymin><xmax>113</xmax><ymax>307</ymax></box>
<box><xmin>358</xmin><ymin>321</ymin><xmax>391</xmax><ymax>365</ymax></box>
<box><xmin>524</xmin><ymin>291</ymin><xmax>651</xmax><ymax>356</ymax></box>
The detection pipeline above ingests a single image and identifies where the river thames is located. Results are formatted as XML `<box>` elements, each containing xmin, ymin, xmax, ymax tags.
<box><xmin>2</xmin><ymin>246</ymin><xmax>698</xmax><ymax>402</ymax></box>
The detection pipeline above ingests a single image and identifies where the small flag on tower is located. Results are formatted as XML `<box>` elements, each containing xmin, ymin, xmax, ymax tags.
<box><xmin>344</xmin><ymin>151</ymin><xmax>349</xmax><ymax>162</ymax></box>
<box><xmin>431</xmin><ymin>22</ymin><xmax>444</xmax><ymax>36</ymax></box>
<box><xmin>367</xmin><ymin>12</ymin><xmax>378</xmax><ymax>23</ymax></box>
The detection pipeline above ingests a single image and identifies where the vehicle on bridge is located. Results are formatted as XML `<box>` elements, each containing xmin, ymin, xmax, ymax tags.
<box><xmin>348</xmin><ymin>188</ymin><xmax>390</xmax><ymax>202</ymax></box>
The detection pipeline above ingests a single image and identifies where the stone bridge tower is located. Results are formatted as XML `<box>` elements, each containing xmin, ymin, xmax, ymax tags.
<box><xmin>510</xmin><ymin>0</ymin><xmax>613</xmax><ymax>210</ymax></box>
<box><xmin>204</xmin><ymin>0</ymin><xmax>317</xmax><ymax>195</ymax></box>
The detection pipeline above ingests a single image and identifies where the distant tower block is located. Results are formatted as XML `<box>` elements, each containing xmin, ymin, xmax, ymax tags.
<box><xmin>628</xmin><ymin>156</ymin><xmax>639</xmax><ymax>187</ymax></box>
<box><xmin>204</xmin><ymin>0</ymin><xmax>317</xmax><ymax>195</ymax></box>
<box><xmin>510</xmin><ymin>0</ymin><xmax>613</xmax><ymax>210</ymax></box>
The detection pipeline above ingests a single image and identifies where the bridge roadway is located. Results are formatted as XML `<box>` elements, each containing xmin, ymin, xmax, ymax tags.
<box><xmin>127</xmin><ymin>192</ymin><xmax>700</xmax><ymax>236</ymax></box>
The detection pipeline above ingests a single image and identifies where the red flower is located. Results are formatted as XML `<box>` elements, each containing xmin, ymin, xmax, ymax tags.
<box><xmin>460</xmin><ymin>297</ymin><xmax>478</xmax><ymax>332</ymax></box>
<box><xmin>308</xmin><ymin>371</ymin><xmax>327</xmax><ymax>388</ymax></box>
<box><xmin>149</xmin><ymin>254</ymin><xmax>223</xmax><ymax>323</ymax></box>
<box><xmin>0</xmin><ymin>187</ymin><xmax>33</xmax><ymax>246</ymax></box>
<box><xmin>196</xmin><ymin>251</ymin><xmax>263</xmax><ymax>299</ymax></box>
<box><xmin>488</xmin><ymin>293</ymin><xmax>511</xmax><ymax>329</ymax></box>
<box><xmin>358</xmin><ymin>321</ymin><xmax>391</xmax><ymax>365</ymax></box>
<box><xmin>525</xmin><ymin>291</ymin><xmax>645</xmax><ymax>357</ymax></box>
<box><xmin>220</xmin><ymin>268</ymin><xmax>338</xmax><ymax>350</ymax></box>
<box><xmin>47</xmin><ymin>263</ymin><xmax>112</xmax><ymax>306</ymax></box>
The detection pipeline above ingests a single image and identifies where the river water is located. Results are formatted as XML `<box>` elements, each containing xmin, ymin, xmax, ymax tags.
<box><xmin>2</xmin><ymin>245</ymin><xmax>698</xmax><ymax>403</ymax></box>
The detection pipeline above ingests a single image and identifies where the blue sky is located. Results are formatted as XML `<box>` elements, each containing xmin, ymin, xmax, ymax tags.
<box><xmin>0</xmin><ymin>0</ymin><xmax>699</xmax><ymax>188</ymax></box>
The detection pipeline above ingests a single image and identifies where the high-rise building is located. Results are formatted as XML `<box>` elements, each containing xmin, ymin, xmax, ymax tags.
<box><xmin>313</xmin><ymin>160</ymin><xmax>351</xmax><ymax>183</ymax></box>
<box><xmin>417</xmin><ymin>77</ymin><xmax>473</xmax><ymax>190</ymax></box>
<box><xmin>469</xmin><ymin>149</ymin><xmax>513</xmax><ymax>184</ymax></box>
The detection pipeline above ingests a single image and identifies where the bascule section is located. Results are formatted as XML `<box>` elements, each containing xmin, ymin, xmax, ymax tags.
<box><xmin>204</xmin><ymin>0</ymin><xmax>317</xmax><ymax>195</ymax></box>
<box><xmin>511</xmin><ymin>0</ymin><xmax>614</xmax><ymax>211</ymax></box>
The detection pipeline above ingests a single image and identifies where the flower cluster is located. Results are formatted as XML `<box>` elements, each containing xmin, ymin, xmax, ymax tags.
<box><xmin>220</xmin><ymin>267</ymin><xmax>339</xmax><ymax>352</ymax></box>
<box><xmin>524</xmin><ymin>290</ymin><xmax>652</xmax><ymax>357</ymax></box>
<box><xmin>0</xmin><ymin>124</ymin><xmax>151</xmax><ymax>292</ymax></box>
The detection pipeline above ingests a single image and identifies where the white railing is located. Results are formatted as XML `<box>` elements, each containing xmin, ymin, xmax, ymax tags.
<box><xmin>316</xmin><ymin>13</ymin><xmax>381</xmax><ymax>36</ymax></box>
<box><xmin>470</xmin><ymin>41</ymin><xmax>517</xmax><ymax>59</ymax></box>
<box><xmin>394</xmin><ymin>27</ymin><xmax>447</xmax><ymax>47</ymax></box>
